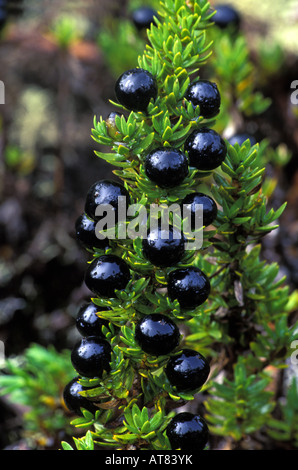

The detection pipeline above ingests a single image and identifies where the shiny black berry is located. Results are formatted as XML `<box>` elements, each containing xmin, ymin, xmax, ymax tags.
<box><xmin>212</xmin><ymin>4</ymin><xmax>241</xmax><ymax>30</ymax></box>
<box><xmin>84</xmin><ymin>254</ymin><xmax>131</xmax><ymax>298</ymax></box>
<box><xmin>166</xmin><ymin>412</ymin><xmax>209</xmax><ymax>450</ymax></box>
<box><xmin>135</xmin><ymin>313</ymin><xmax>180</xmax><ymax>356</ymax></box>
<box><xmin>185</xmin><ymin>80</ymin><xmax>221</xmax><ymax>118</ymax></box>
<box><xmin>185</xmin><ymin>127</ymin><xmax>227</xmax><ymax>171</ymax></box>
<box><xmin>181</xmin><ymin>192</ymin><xmax>217</xmax><ymax>229</ymax></box>
<box><xmin>165</xmin><ymin>348</ymin><xmax>210</xmax><ymax>392</ymax></box>
<box><xmin>75</xmin><ymin>213</ymin><xmax>109</xmax><ymax>251</ymax></box>
<box><xmin>115</xmin><ymin>68</ymin><xmax>158</xmax><ymax>112</ymax></box>
<box><xmin>63</xmin><ymin>377</ymin><xmax>98</xmax><ymax>416</ymax></box>
<box><xmin>144</xmin><ymin>147</ymin><xmax>189</xmax><ymax>188</ymax></box>
<box><xmin>76</xmin><ymin>302</ymin><xmax>110</xmax><ymax>337</ymax></box>
<box><xmin>132</xmin><ymin>6</ymin><xmax>157</xmax><ymax>30</ymax></box>
<box><xmin>71</xmin><ymin>336</ymin><xmax>111</xmax><ymax>378</ymax></box>
<box><xmin>84</xmin><ymin>179</ymin><xmax>129</xmax><ymax>222</ymax></box>
<box><xmin>142</xmin><ymin>225</ymin><xmax>186</xmax><ymax>267</ymax></box>
<box><xmin>167</xmin><ymin>267</ymin><xmax>210</xmax><ymax>309</ymax></box>
<box><xmin>228</xmin><ymin>133</ymin><xmax>257</xmax><ymax>147</ymax></box>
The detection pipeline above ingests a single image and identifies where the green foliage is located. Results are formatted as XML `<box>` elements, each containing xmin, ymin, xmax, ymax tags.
<box><xmin>205</xmin><ymin>358</ymin><xmax>275</xmax><ymax>440</ymax></box>
<box><xmin>62</xmin><ymin>430</ymin><xmax>95</xmax><ymax>451</ymax></box>
<box><xmin>0</xmin><ymin>344</ymin><xmax>74</xmax><ymax>442</ymax></box>
<box><xmin>50</xmin><ymin>13</ymin><xmax>88</xmax><ymax>49</ymax></box>
<box><xmin>113</xmin><ymin>402</ymin><xmax>172</xmax><ymax>449</ymax></box>
<box><xmin>98</xmin><ymin>21</ymin><xmax>146</xmax><ymax>78</ymax></box>
<box><xmin>267</xmin><ymin>378</ymin><xmax>298</xmax><ymax>446</ymax></box>
<box><xmin>62</xmin><ymin>0</ymin><xmax>298</xmax><ymax>451</ymax></box>
<box><xmin>210</xmin><ymin>32</ymin><xmax>271</xmax><ymax>120</ymax></box>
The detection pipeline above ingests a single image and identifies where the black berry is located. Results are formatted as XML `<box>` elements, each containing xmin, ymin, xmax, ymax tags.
<box><xmin>142</xmin><ymin>225</ymin><xmax>186</xmax><ymax>267</ymax></box>
<box><xmin>71</xmin><ymin>336</ymin><xmax>111</xmax><ymax>378</ymax></box>
<box><xmin>115</xmin><ymin>68</ymin><xmax>158</xmax><ymax>112</ymax></box>
<box><xmin>75</xmin><ymin>213</ymin><xmax>109</xmax><ymax>251</ymax></box>
<box><xmin>167</xmin><ymin>266</ymin><xmax>210</xmax><ymax>309</ymax></box>
<box><xmin>181</xmin><ymin>192</ymin><xmax>217</xmax><ymax>229</ymax></box>
<box><xmin>135</xmin><ymin>313</ymin><xmax>180</xmax><ymax>356</ymax></box>
<box><xmin>166</xmin><ymin>412</ymin><xmax>209</xmax><ymax>450</ymax></box>
<box><xmin>184</xmin><ymin>127</ymin><xmax>227</xmax><ymax>171</ymax></box>
<box><xmin>132</xmin><ymin>6</ymin><xmax>157</xmax><ymax>30</ymax></box>
<box><xmin>228</xmin><ymin>133</ymin><xmax>256</xmax><ymax>147</ymax></box>
<box><xmin>165</xmin><ymin>348</ymin><xmax>210</xmax><ymax>392</ymax></box>
<box><xmin>185</xmin><ymin>80</ymin><xmax>221</xmax><ymax>118</ymax></box>
<box><xmin>84</xmin><ymin>254</ymin><xmax>131</xmax><ymax>298</ymax></box>
<box><xmin>63</xmin><ymin>377</ymin><xmax>98</xmax><ymax>416</ymax></box>
<box><xmin>84</xmin><ymin>179</ymin><xmax>129</xmax><ymax>222</ymax></box>
<box><xmin>212</xmin><ymin>4</ymin><xmax>241</xmax><ymax>30</ymax></box>
<box><xmin>76</xmin><ymin>302</ymin><xmax>110</xmax><ymax>337</ymax></box>
<box><xmin>144</xmin><ymin>147</ymin><xmax>189</xmax><ymax>188</ymax></box>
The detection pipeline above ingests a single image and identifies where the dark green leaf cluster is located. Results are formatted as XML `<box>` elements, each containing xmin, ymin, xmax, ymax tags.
<box><xmin>267</xmin><ymin>378</ymin><xmax>298</xmax><ymax>447</ymax></box>
<box><xmin>207</xmin><ymin>30</ymin><xmax>271</xmax><ymax>121</ymax></box>
<box><xmin>205</xmin><ymin>358</ymin><xmax>274</xmax><ymax>440</ymax></box>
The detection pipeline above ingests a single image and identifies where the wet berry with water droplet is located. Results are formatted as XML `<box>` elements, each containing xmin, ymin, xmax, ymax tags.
<box><xmin>181</xmin><ymin>192</ymin><xmax>217</xmax><ymax>229</ymax></box>
<box><xmin>144</xmin><ymin>147</ymin><xmax>189</xmax><ymax>188</ymax></box>
<box><xmin>84</xmin><ymin>254</ymin><xmax>131</xmax><ymax>298</ymax></box>
<box><xmin>166</xmin><ymin>412</ymin><xmax>209</xmax><ymax>450</ymax></box>
<box><xmin>115</xmin><ymin>68</ymin><xmax>157</xmax><ymax>112</ymax></box>
<box><xmin>135</xmin><ymin>313</ymin><xmax>180</xmax><ymax>356</ymax></box>
<box><xmin>84</xmin><ymin>179</ymin><xmax>129</xmax><ymax>222</ymax></box>
<box><xmin>142</xmin><ymin>225</ymin><xmax>186</xmax><ymax>267</ymax></box>
<box><xmin>71</xmin><ymin>336</ymin><xmax>111</xmax><ymax>378</ymax></box>
<box><xmin>165</xmin><ymin>348</ymin><xmax>210</xmax><ymax>392</ymax></box>
<box><xmin>167</xmin><ymin>267</ymin><xmax>210</xmax><ymax>309</ymax></box>
<box><xmin>184</xmin><ymin>127</ymin><xmax>227</xmax><ymax>171</ymax></box>
<box><xmin>185</xmin><ymin>80</ymin><xmax>221</xmax><ymax>118</ymax></box>
<box><xmin>63</xmin><ymin>376</ymin><xmax>98</xmax><ymax>416</ymax></box>
<box><xmin>75</xmin><ymin>213</ymin><xmax>109</xmax><ymax>251</ymax></box>
<box><xmin>76</xmin><ymin>302</ymin><xmax>110</xmax><ymax>337</ymax></box>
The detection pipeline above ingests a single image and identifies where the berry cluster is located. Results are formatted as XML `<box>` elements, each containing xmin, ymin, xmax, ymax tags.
<box><xmin>64</xmin><ymin>180</ymin><xmax>132</xmax><ymax>416</ymax></box>
<box><xmin>115</xmin><ymin>67</ymin><xmax>226</xmax><ymax>178</ymax></box>
<box><xmin>64</xmin><ymin>55</ymin><xmax>228</xmax><ymax>449</ymax></box>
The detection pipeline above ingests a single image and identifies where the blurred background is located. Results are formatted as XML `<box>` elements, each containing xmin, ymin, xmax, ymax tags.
<box><xmin>0</xmin><ymin>0</ymin><xmax>297</xmax><ymax>450</ymax></box>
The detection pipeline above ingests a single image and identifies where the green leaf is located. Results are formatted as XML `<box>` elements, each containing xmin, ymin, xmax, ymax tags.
<box><xmin>61</xmin><ymin>441</ymin><xmax>74</xmax><ymax>450</ymax></box>
<box><xmin>233</xmin><ymin>216</ymin><xmax>252</xmax><ymax>224</ymax></box>
<box><xmin>132</xmin><ymin>132</ymin><xmax>155</xmax><ymax>155</ymax></box>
